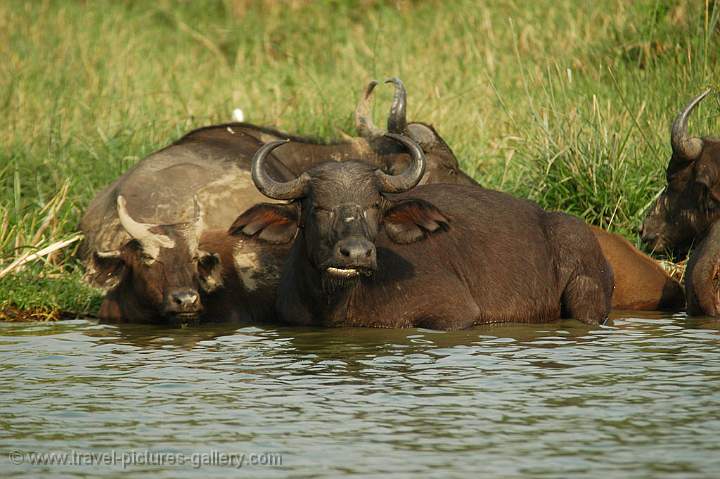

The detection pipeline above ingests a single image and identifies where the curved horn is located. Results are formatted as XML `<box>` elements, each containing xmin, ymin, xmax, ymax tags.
<box><xmin>385</xmin><ymin>77</ymin><xmax>408</xmax><ymax>133</ymax></box>
<box><xmin>116</xmin><ymin>195</ymin><xmax>175</xmax><ymax>255</ymax></box>
<box><xmin>375</xmin><ymin>133</ymin><xmax>426</xmax><ymax>193</ymax></box>
<box><xmin>671</xmin><ymin>89</ymin><xmax>711</xmax><ymax>160</ymax></box>
<box><xmin>251</xmin><ymin>140</ymin><xmax>310</xmax><ymax>200</ymax></box>
<box><xmin>355</xmin><ymin>80</ymin><xmax>384</xmax><ymax>138</ymax></box>
<box><xmin>117</xmin><ymin>195</ymin><xmax>154</xmax><ymax>242</ymax></box>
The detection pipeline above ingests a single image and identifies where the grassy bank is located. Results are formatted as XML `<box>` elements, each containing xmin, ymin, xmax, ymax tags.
<box><xmin>1</xmin><ymin>0</ymin><xmax>719</xmax><ymax>316</ymax></box>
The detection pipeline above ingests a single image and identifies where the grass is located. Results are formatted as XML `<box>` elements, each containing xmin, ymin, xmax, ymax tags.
<box><xmin>0</xmin><ymin>0</ymin><xmax>719</xmax><ymax>317</ymax></box>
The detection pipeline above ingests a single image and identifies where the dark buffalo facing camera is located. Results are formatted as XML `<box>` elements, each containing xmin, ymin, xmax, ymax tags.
<box><xmin>232</xmin><ymin>134</ymin><xmax>613</xmax><ymax>329</ymax></box>
<box><xmin>641</xmin><ymin>89</ymin><xmax>720</xmax><ymax>257</ymax></box>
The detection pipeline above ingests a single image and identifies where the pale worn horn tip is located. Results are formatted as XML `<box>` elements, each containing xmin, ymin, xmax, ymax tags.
<box><xmin>363</xmin><ymin>80</ymin><xmax>379</xmax><ymax>97</ymax></box>
<box><xmin>670</xmin><ymin>89</ymin><xmax>713</xmax><ymax>160</ymax></box>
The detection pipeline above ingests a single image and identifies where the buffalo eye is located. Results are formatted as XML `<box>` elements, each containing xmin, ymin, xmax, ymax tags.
<box><xmin>197</xmin><ymin>251</ymin><xmax>222</xmax><ymax>292</ymax></box>
<box><xmin>199</xmin><ymin>252</ymin><xmax>219</xmax><ymax>268</ymax></box>
<box><xmin>197</xmin><ymin>252</ymin><xmax>220</xmax><ymax>277</ymax></box>
<box><xmin>695</xmin><ymin>172</ymin><xmax>713</xmax><ymax>190</ymax></box>
<box><xmin>125</xmin><ymin>240</ymin><xmax>154</xmax><ymax>265</ymax></box>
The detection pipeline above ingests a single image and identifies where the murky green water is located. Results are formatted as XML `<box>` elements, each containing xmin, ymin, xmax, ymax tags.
<box><xmin>1</xmin><ymin>313</ymin><xmax>720</xmax><ymax>478</ymax></box>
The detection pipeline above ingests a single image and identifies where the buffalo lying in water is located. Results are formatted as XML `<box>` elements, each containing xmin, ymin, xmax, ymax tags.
<box><xmin>360</xmin><ymin>79</ymin><xmax>686</xmax><ymax>312</ymax></box>
<box><xmin>81</xmin><ymin>80</ymin><xmax>469</xmax><ymax>325</ymax></box>
<box><xmin>590</xmin><ymin>226</ymin><xmax>684</xmax><ymax>311</ymax></box>
<box><xmin>230</xmin><ymin>134</ymin><xmax>613</xmax><ymax>328</ymax></box>
<box><xmin>641</xmin><ymin>89</ymin><xmax>719</xmax><ymax>257</ymax></box>
<box><xmin>685</xmin><ymin>221</ymin><xmax>720</xmax><ymax>316</ymax></box>
<box><xmin>79</xmin><ymin>126</ymin><xmax>295</xmax><ymax>325</ymax></box>
<box><xmin>82</xmin><ymin>78</ymin><xmax>675</xmax><ymax>325</ymax></box>
<box><xmin>357</xmin><ymin>80</ymin><xmax>682</xmax><ymax>312</ymax></box>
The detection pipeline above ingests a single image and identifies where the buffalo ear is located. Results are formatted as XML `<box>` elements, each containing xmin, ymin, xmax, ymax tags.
<box><xmin>406</xmin><ymin>123</ymin><xmax>441</xmax><ymax>147</ymax></box>
<box><xmin>228</xmin><ymin>203</ymin><xmax>299</xmax><ymax>244</ymax></box>
<box><xmin>695</xmin><ymin>177</ymin><xmax>720</xmax><ymax>203</ymax></box>
<box><xmin>86</xmin><ymin>250</ymin><xmax>126</xmax><ymax>290</ymax></box>
<box><xmin>383</xmin><ymin>199</ymin><xmax>450</xmax><ymax>244</ymax></box>
<box><xmin>695</xmin><ymin>172</ymin><xmax>720</xmax><ymax>203</ymax></box>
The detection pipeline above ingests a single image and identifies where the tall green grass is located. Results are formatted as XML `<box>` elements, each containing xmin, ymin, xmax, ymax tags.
<box><xmin>0</xmin><ymin>0</ymin><xmax>718</xmax><ymax>313</ymax></box>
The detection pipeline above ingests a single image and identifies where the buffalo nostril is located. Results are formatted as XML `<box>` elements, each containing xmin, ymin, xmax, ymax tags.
<box><xmin>335</xmin><ymin>238</ymin><xmax>376</xmax><ymax>264</ymax></box>
<box><xmin>171</xmin><ymin>291</ymin><xmax>199</xmax><ymax>307</ymax></box>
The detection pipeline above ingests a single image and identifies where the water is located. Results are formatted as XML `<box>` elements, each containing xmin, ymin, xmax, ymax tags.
<box><xmin>1</xmin><ymin>313</ymin><xmax>720</xmax><ymax>478</ymax></box>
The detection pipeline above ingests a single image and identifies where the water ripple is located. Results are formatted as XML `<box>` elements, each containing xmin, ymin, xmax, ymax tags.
<box><xmin>1</xmin><ymin>314</ymin><xmax>720</xmax><ymax>478</ymax></box>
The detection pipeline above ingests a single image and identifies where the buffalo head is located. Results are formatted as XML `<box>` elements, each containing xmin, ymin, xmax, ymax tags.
<box><xmin>88</xmin><ymin>196</ymin><xmax>222</xmax><ymax>325</ymax></box>
<box><xmin>231</xmin><ymin>134</ymin><xmax>449</xmax><ymax>291</ymax></box>
<box><xmin>641</xmin><ymin>89</ymin><xmax>720</xmax><ymax>257</ymax></box>
<box><xmin>355</xmin><ymin>78</ymin><xmax>476</xmax><ymax>186</ymax></box>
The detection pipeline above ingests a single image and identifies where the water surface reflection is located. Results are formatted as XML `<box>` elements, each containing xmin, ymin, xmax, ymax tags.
<box><xmin>1</xmin><ymin>314</ymin><xmax>719</xmax><ymax>478</ymax></box>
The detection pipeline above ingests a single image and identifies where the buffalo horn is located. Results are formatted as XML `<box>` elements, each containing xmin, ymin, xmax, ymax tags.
<box><xmin>376</xmin><ymin>133</ymin><xmax>426</xmax><ymax>193</ymax></box>
<box><xmin>385</xmin><ymin>77</ymin><xmax>408</xmax><ymax>133</ymax></box>
<box><xmin>251</xmin><ymin>140</ymin><xmax>310</xmax><ymax>200</ymax></box>
<box><xmin>671</xmin><ymin>89</ymin><xmax>711</xmax><ymax>160</ymax></box>
<box><xmin>116</xmin><ymin>196</ymin><xmax>174</xmax><ymax>255</ymax></box>
<box><xmin>355</xmin><ymin>80</ymin><xmax>384</xmax><ymax>138</ymax></box>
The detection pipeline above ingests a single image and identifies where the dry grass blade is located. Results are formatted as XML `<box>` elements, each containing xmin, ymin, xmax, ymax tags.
<box><xmin>30</xmin><ymin>182</ymin><xmax>70</xmax><ymax>246</ymax></box>
<box><xmin>0</xmin><ymin>234</ymin><xmax>83</xmax><ymax>280</ymax></box>
<box><xmin>659</xmin><ymin>259</ymin><xmax>687</xmax><ymax>282</ymax></box>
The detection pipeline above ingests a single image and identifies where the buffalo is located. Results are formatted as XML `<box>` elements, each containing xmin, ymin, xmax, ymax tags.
<box><xmin>684</xmin><ymin>221</ymin><xmax>720</xmax><ymax>316</ymax></box>
<box><xmin>90</xmin><ymin>196</ymin><xmax>223</xmax><ymax>325</ymax></box>
<box><xmin>231</xmin><ymin>134</ymin><xmax>613</xmax><ymax>328</ymax></box>
<box><xmin>80</xmin><ymin>124</ymin><xmax>294</xmax><ymax>325</ymax></box>
<box><xmin>590</xmin><ymin>226</ymin><xmax>684</xmax><ymax>311</ymax></box>
<box><xmin>82</xmin><ymin>77</ymin><xmax>667</xmax><ymax>325</ymax></box>
<box><xmin>641</xmin><ymin>89</ymin><xmax>718</xmax><ymax>257</ymax></box>
<box><xmin>359</xmin><ymin>79</ymin><xmax>677</xmax><ymax>312</ymax></box>
<box><xmin>197</xmin><ymin>225</ymin><xmax>290</xmax><ymax>323</ymax></box>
